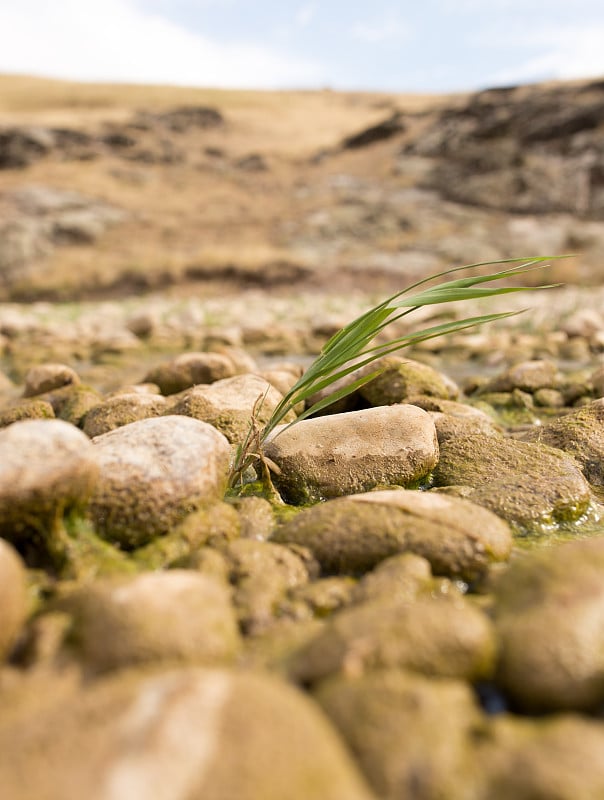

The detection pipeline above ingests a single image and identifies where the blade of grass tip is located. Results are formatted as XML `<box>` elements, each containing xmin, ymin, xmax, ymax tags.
<box><xmin>390</xmin><ymin>263</ymin><xmax>554</xmax><ymax>308</ymax></box>
<box><xmin>391</xmin><ymin>283</ymin><xmax>560</xmax><ymax>308</ymax></box>
<box><xmin>377</xmin><ymin>256</ymin><xmax>549</xmax><ymax>307</ymax></box>
<box><xmin>383</xmin><ymin>255</ymin><xmax>567</xmax><ymax>310</ymax></box>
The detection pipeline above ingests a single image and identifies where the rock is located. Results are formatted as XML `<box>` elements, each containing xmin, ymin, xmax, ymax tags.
<box><xmin>263</xmin><ymin>405</ymin><xmax>438</xmax><ymax>504</ymax></box>
<box><xmin>478</xmin><ymin>359</ymin><xmax>561</xmax><ymax>394</ymax></box>
<box><xmin>289</xmin><ymin>593</ymin><xmax>496</xmax><ymax>684</ymax></box>
<box><xmin>221</xmin><ymin>539</ymin><xmax>309</xmax><ymax>634</ymax></box>
<box><xmin>144</xmin><ymin>351</ymin><xmax>237</xmax><ymax>395</ymax></box>
<box><xmin>229</xmin><ymin>495</ymin><xmax>275</xmax><ymax>540</ymax></box>
<box><xmin>90</xmin><ymin>416</ymin><xmax>230</xmax><ymax>548</ymax></box>
<box><xmin>82</xmin><ymin>393</ymin><xmax>168</xmax><ymax>437</ymax></box>
<box><xmin>0</xmin><ymin>126</ymin><xmax>54</xmax><ymax>168</ymax></box>
<box><xmin>433</xmin><ymin>433</ymin><xmax>592</xmax><ymax>531</ymax></box>
<box><xmin>316</xmin><ymin>670</ymin><xmax>482</xmax><ymax>800</ymax></box>
<box><xmin>0</xmin><ymin>540</ymin><xmax>28</xmax><ymax>660</ymax></box>
<box><xmin>273</xmin><ymin>489</ymin><xmax>512</xmax><ymax>581</ymax></box>
<box><xmin>288</xmin><ymin>577</ymin><xmax>356</xmax><ymax>619</ymax></box>
<box><xmin>476</xmin><ymin>714</ymin><xmax>604</xmax><ymax>800</ymax></box>
<box><xmin>407</xmin><ymin>395</ymin><xmax>502</xmax><ymax>443</ymax></box>
<box><xmin>23</xmin><ymin>362</ymin><xmax>81</xmax><ymax>397</ymax></box>
<box><xmin>0</xmin><ymin>419</ymin><xmax>98</xmax><ymax>551</ymax></box>
<box><xmin>59</xmin><ymin>571</ymin><xmax>240</xmax><ymax>672</ymax></box>
<box><xmin>44</xmin><ymin>384</ymin><xmax>103</xmax><ymax>427</ymax></box>
<box><xmin>359</xmin><ymin>356</ymin><xmax>459</xmax><ymax>406</ymax></box>
<box><xmin>171</xmin><ymin>373</ymin><xmax>295</xmax><ymax>444</ymax></box>
<box><xmin>519</xmin><ymin>399</ymin><xmax>604</xmax><ymax>487</ymax></box>
<box><xmin>132</xmin><ymin>502</ymin><xmax>241</xmax><ymax>571</ymax></box>
<box><xmin>0</xmin><ymin>398</ymin><xmax>55</xmax><ymax>427</ymax></box>
<box><xmin>0</xmin><ymin>667</ymin><xmax>374</xmax><ymax>800</ymax></box>
<box><xmin>341</xmin><ymin>112</ymin><xmax>405</xmax><ymax>149</ymax></box>
<box><xmin>493</xmin><ymin>537</ymin><xmax>604</xmax><ymax>712</ymax></box>
<box><xmin>351</xmin><ymin>552</ymin><xmax>435</xmax><ymax>605</ymax></box>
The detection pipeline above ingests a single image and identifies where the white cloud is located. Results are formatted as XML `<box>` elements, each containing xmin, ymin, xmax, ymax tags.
<box><xmin>0</xmin><ymin>0</ymin><xmax>323</xmax><ymax>88</ymax></box>
<box><xmin>295</xmin><ymin>3</ymin><xmax>317</xmax><ymax>28</ymax></box>
<box><xmin>350</xmin><ymin>15</ymin><xmax>412</xmax><ymax>44</ymax></box>
<box><xmin>485</xmin><ymin>25</ymin><xmax>604</xmax><ymax>84</ymax></box>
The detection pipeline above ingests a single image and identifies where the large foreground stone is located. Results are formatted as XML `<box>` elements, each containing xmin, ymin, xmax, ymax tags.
<box><xmin>90</xmin><ymin>416</ymin><xmax>230</xmax><ymax>548</ymax></box>
<box><xmin>493</xmin><ymin>537</ymin><xmax>604</xmax><ymax>712</ymax></box>
<box><xmin>0</xmin><ymin>419</ymin><xmax>98</xmax><ymax>545</ymax></box>
<box><xmin>59</xmin><ymin>571</ymin><xmax>240</xmax><ymax>673</ymax></box>
<box><xmin>264</xmin><ymin>405</ymin><xmax>438</xmax><ymax>504</ymax></box>
<box><xmin>520</xmin><ymin>398</ymin><xmax>604</xmax><ymax>487</ymax></box>
<box><xmin>273</xmin><ymin>489</ymin><xmax>511</xmax><ymax>580</ymax></box>
<box><xmin>289</xmin><ymin>594</ymin><xmax>496</xmax><ymax>684</ymax></box>
<box><xmin>0</xmin><ymin>667</ymin><xmax>375</xmax><ymax>800</ymax></box>
<box><xmin>316</xmin><ymin>670</ymin><xmax>482</xmax><ymax>800</ymax></box>
<box><xmin>476</xmin><ymin>714</ymin><xmax>604</xmax><ymax>800</ymax></box>
<box><xmin>0</xmin><ymin>540</ymin><xmax>28</xmax><ymax>660</ymax></box>
<box><xmin>433</xmin><ymin>433</ymin><xmax>591</xmax><ymax>530</ymax></box>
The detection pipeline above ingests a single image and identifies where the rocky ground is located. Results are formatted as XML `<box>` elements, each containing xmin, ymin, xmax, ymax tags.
<box><xmin>2</xmin><ymin>74</ymin><xmax>604</xmax><ymax>799</ymax></box>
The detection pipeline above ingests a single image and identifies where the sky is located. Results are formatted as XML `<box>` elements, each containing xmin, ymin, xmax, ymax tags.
<box><xmin>1</xmin><ymin>0</ymin><xmax>604</xmax><ymax>93</ymax></box>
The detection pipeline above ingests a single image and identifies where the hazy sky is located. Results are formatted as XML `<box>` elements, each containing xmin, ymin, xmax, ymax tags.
<box><xmin>1</xmin><ymin>0</ymin><xmax>604</xmax><ymax>93</ymax></box>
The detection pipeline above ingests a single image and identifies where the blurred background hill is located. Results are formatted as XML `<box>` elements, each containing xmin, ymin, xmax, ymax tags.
<box><xmin>0</xmin><ymin>73</ymin><xmax>603</xmax><ymax>302</ymax></box>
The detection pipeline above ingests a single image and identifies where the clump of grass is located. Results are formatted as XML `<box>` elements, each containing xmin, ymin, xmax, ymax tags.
<box><xmin>229</xmin><ymin>257</ymin><xmax>560</xmax><ymax>489</ymax></box>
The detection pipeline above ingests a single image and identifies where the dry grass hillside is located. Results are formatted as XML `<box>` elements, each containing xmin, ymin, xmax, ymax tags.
<box><xmin>0</xmin><ymin>73</ymin><xmax>602</xmax><ymax>302</ymax></box>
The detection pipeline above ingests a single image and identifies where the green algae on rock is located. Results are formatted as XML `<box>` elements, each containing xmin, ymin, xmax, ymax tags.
<box><xmin>273</xmin><ymin>489</ymin><xmax>512</xmax><ymax>581</ymax></box>
<box><xmin>433</xmin><ymin>433</ymin><xmax>592</xmax><ymax>532</ymax></box>
<box><xmin>520</xmin><ymin>398</ymin><xmax>604</xmax><ymax>488</ymax></box>
<box><xmin>132</xmin><ymin>501</ymin><xmax>241</xmax><ymax>571</ymax></box>
<box><xmin>359</xmin><ymin>355</ymin><xmax>460</xmax><ymax>406</ymax></box>
<box><xmin>0</xmin><ymin>419</ymin><xmax>99</xmax><ymax>560</ymax></box>
<box><xmin>82</xmin><ymin>392</ymin><xmax>168</xmax><ymax>437</ymax></box>
<box><xmin>89</xmin><ymin>415</ymin><xmax>231</xmax><ymax>549</ymax></box>
<box><xmin>0</xmin><ymin>398</ymin><xmax>55</xmax><ymax>428</ymax></box>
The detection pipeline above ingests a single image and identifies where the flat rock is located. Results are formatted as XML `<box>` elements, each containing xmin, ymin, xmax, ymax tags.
<box><xmin>493</xmin><ymin>537</ymin><xmax>604</xmax><ymax>712</ymax></box>
<box><xmin>433</xmin><ymin>433</ymin><xmax>592</xmax><ymax>531</ymax></box>
<box><xmin>144</xmin><ymin>351</ymin><xmax>237</xmax><ymax>395</ymax></box>
<box><xmin>264</xmin><ymin>405</ymin><xmax>439</xmax><ymax>504</ymax></box>
<box><xmin>90</xmin><ymin>416</ymin><xmax>230</xmax><ymax>548</ymax></box>
<box><xmin>273</xmin><ymin>489</ymin><xmax>512</xmax><ymax>581</ymax></box>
